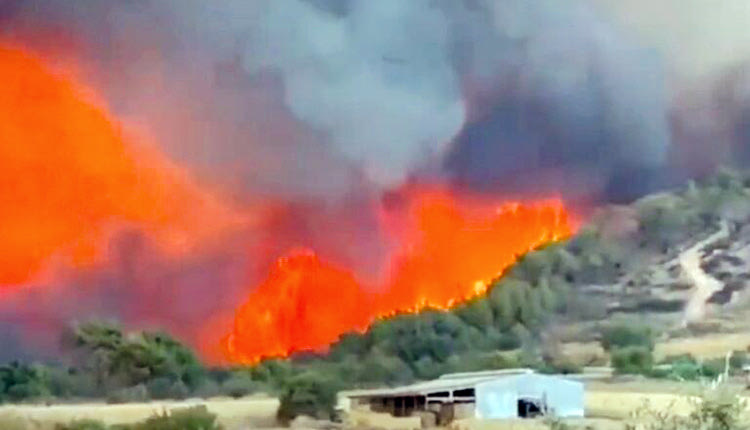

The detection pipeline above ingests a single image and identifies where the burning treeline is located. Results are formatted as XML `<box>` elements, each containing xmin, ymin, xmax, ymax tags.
<box><xmin>0</xmin><ymin>44</ymin><xmax>575</xmax><ymax>363</ymax></box>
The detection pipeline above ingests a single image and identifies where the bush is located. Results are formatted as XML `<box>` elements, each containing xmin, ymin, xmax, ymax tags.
<box><xmin>729</xmin><ymin>351</ymin><xmax>748</xmax><ymax>370</ymax></box>
<box><xmin>192</xmin><ymin>380</ymin><xmax>221</xmax><ymax>399</ymax></box>
<box><xmin>659</xmin><ymin>355</ymin><xmax>724</xmax><ymax>381</ymax></box>
<box><xmin>55</xmin><ymin>419</ymin><xmax>108</xmax><ymax>430</ymax></box>
<box><xmin>128</xmin><ymin>406</ymin><xmax>222</xmax><ymax>430</ymax></box>
<box><xmin>628</xmin><ymin>388</ymin><xmax>747</xmax><ymax>430</ymax></box>
<box><xmin>146</xmin><ymin>378</ymin><xmax>174</xmax><ymax>400</ymax></box>
<box><xmin>600</xmin><ymin>323</ymin><xmax>654</xmax><ymax>352</ymax></box>
<box><xmin>106</xmin><ymin>384</ymin><xmax>149</xmax><ymax>404</ymax></box>
<box><xmin>668</xmin><ymin>357</ymin><xmax>703</xmax><ymax>380</ymax></box>
<box><xmin>220</xmin><ymin>373</ymin><xmax>257</xmax><ymax>399</ymax></box>
<box><xmin>0</xmin><ymin>362</ymin><xmax>50</xmax><ymax>402</ymax></box>
<box><xmin>538</xmin><ymin>360</ymin><xmax>583</xmax><ymax>375</ymax></box>
<box><xmin>276</xmin><ymin>372</ymin><xmax>340</xmax><ymax>424</ymax></box>
<box><xmin>147</xmin><ymin>378</ymin><xmax>189</xmax><ymax>400</ymax></box>
<box><xmin>611</xmin><ymin>346</ymin><xmax>654</xmax><ymax>374</ymax></box>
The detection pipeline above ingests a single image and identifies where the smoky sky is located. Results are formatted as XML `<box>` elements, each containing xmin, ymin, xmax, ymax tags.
<box><xmin>0</xmin><ymin>0</ymin><xmax>700</xmax><ymax>203</ymax></box>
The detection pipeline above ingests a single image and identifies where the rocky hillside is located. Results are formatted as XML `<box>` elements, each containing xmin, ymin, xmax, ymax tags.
<box><xmin>573</xmin><ymin>169</ymin><xmax>750</xmax><ymax>334</ymax></box>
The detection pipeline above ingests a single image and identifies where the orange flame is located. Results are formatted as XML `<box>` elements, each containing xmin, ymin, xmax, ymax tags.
<box><xmin>224</xmin><ymin>188</ymin><xmax>575</xmax><ymax>364</ymax></box>
<box><xmin>0</xmin><ymin>44</ymin><xmax>237</xmax><ymax>286</ymax></box>
<box><xmin>1</xmin><ymin>42</ymin><xmax>577</xmax><ymax>364</ymax></box>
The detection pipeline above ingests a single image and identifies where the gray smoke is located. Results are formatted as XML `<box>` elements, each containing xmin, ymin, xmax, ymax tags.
<box><xmin>439</xmin><ymin>0</ymin><xmax>671</xmax><ymax>201</ymax></box>
<box><xmin>0</xmin><ymin>0</ymin><xmax>677</xmax><ymax>199</ymax></box>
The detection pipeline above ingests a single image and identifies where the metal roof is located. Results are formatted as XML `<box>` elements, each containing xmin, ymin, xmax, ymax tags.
<box><xmin>342</xmin><ymin>368</ymin><xmax>603</xmax><ymax>399</ymax></box>
<box><xmin>344</xmin><ymin>369</ymin><xmax>534</xmax><ymax>398</ymax></box>
<box><xmin>438</xmin><ymin>368</ymin><xmax>535</xmax><ymax>380</ymax></box>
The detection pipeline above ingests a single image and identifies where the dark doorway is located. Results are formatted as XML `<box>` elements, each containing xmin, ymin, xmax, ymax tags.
<box><xmin>517</xmin><ymin>398</ymin><xmax>543</xmax><ymax>418</ymax></box>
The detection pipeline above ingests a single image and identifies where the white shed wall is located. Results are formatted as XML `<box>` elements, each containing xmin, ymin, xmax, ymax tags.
<box><xmin>474</xmin><ymin>374</ymin><xmax>584</xmax><ymax>419</ymax></box>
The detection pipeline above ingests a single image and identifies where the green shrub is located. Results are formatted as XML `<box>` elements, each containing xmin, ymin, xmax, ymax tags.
<box><xmin>538</xmin><ymin>360</ymin><xmax>583</xmax><ymax>375</ymax></box>
<box><xmin>55</xmin><ymin>419</ymin><xmax>109</xmax><ymax>430</ymax></box>
<box><xmin>220</xmin><ymin>373</ymin><xmax>257</xmax><ymax>399</ymax></box>
<box><xmin>701</xmin><ymin>358</ymin><xmax>726</xmax><ymax>379</ymax></box>
<box><xmin>668</xmin><ymin>357</ymin><xmax>704</xmax><ymax>381</ymax></box>
<box><xmin>146</xmin><ymin>377</ymin><xmax>192</xmax><ymax>400</ymax></box>
<box><xmin>276</xmin><ymin>372</ymin><xmax>340</xmax><ymax>424</ymax></box>
<box><xmin>192</xmin><ymin>380</ymin><xmax>221</xmax><ymax>399</ymax></box>
<box><xmin>600</xmin><ymin>323</ymin><xmax>654</xmax><ymax>352</ymax></box>
<box><xmin>146</xmin><ymin>378</ymin><xmax>174</xmax><ymax>400</ymax></box>
<box><xmin>611</xmin><ymin>346</ymin><xmax>654</xmax><ymax>374</ymax></box>
<box><xmin>0</xmin><ymin>362</ymin><xmax>50</xmax><ymax>402</ymax></box>
<box><xmin>628</xmin><ymin>388</ymin><xmax>747</xmax><ymax>430</ymax></box>
<box><xmin>129</xmin><ymin>406</ymin><xmax>222</xmax><ymax>430</ymax></box>
<box><xmin>106</xmin><ymin>384</ymin><xmax>149</xmax><ymax>404</ymax></box>
<box><xmin>729</xmin><ymin>351</ymin><xmax>748</xmax><ymax>370</ymax></box>
<box><xmin>659</xmin><ymin>355</ymin><xmax>723</xmax><ymax>381</ymax></box>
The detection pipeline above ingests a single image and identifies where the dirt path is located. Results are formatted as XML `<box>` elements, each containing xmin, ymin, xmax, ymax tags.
<box><xmin>681</xmin><ymin>223</ymin><xmax>728</xmax><ymax>324</ymax></box>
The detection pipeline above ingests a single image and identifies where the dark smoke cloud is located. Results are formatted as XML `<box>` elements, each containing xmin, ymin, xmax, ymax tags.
<box><xmin>1</xmin><ymin>0</ymin><xmax>676</xmax><ymax>199</ymax></box>
<box><xmin>439</xmin><ymin>1</ymin><xmax>671</xmax><ymax>202</ymax></box>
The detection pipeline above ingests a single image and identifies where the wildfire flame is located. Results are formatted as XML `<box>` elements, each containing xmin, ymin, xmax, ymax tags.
<box><xmin>1</xmin><ymin>43</ymin><xmax>576</xmax><ymax>365</ymax></box>
<box><xmin>224</xmin><ymin>188</ymin><xmax>575</xmax><ymax>364</ymax></box>
<box><xmin>0</xmin><ymin>44</ymin><xmax>237</xmax><ymax>286</ymax></box>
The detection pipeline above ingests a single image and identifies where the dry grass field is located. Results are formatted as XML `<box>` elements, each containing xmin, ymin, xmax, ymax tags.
<box><xmin>0</xmin><ymin>372</ymin><xmax>748</xmax><ymax>429</ymax></box>
<box><xmin>655</xmin><ymin>332</ymin><xmax>750</xmax><ymax>360</ymax></box>
<box><xmin>0</xmin><ymin>396</ymin><xmax>279</xmax><ymax>430</ymax></box>
<box><xmin>562</xmin><ymin>331</ymin><xmax>750</xmax><ymax>363</ymax></box>
<box><xmin>0</xmin><ymin>389</ymin><xmax>722</xmax><ymax>430</ymax></box>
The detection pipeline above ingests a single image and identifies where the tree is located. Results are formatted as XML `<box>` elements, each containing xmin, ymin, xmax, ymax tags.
<box><xmin>611</xmin><ymin>346</ymin><xmax>653</xmax><ymax>374</ymax></box>
<box><xmin>600</xmin><ymin>322</ymin><xmax>654</xmax><ymax>352</ymax></box>
<box><xmin>276</xmin><ymin>372</ymin><xmax>341</xmax><ymax>423</ymax></box>
<box><xmin>63</xmin><ymin>321</ymin><xmax>205</xmax><ymax>397</ymax></box>
<box><xmin>454</xmin><ymin>298</ymin><xmax>494</xmax><ymax>330</ymax></box>
<box><xmin>0</xmin><ymin>362</ymin><xmax>49</xmax><ymax>402</ymax></box>
<box><xmin>64</xmin><ymin>321</ymin><xmax>124</xmax><ymax>392</ymax></box>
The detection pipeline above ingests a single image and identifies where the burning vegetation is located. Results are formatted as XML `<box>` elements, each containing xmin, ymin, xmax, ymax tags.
<box><xmin>0</xmin><ymin>42</ymin><xmax>576</xmax><ymax>363</ymax></box>
<box><xmin>225</xmin><ymin>190</ymin><xmax>574</xmax><ymax>363</ymax></box>
<box><xmin>0</xmin><ymin>44</ymin><xmax>238</xmax><ymax>287</ymax></box>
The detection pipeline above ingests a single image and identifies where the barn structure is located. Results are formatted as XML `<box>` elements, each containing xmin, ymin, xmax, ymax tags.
<box><xmin>342</xmin><ymin>369</ymin><xmax>584</xmax><ymax>425</ymax></box>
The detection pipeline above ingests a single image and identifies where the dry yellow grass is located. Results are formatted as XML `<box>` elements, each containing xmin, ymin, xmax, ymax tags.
<box><xmin>347</xmin><ymin>409</ymin><xmax>421</xmax><ymax>430</ymax></box>
<box><xmin>561</xmin><ymin>342</ymin><xmax>607</xmax><ymax>364</ymax></box>
<box><xmin>0</xmin><ymin>375</ymin><xmax>746</xmax><ymax>430</ymax></box>
<box><xmin>450</xmin><ymin>417</ymin><xmax>623</xmax><ymax>430</ymax></box>
<box><xmin>585</xmin><ymin>391</ymin><xmax>695</xmax><ymax>419</ymax></box>
<box><xmin>0</xmin><ymin>396</ymin><xmax>279</xmax><ymax>429</ymax></box>
<box><xmin>656</xmin><ymin>333</ymin><xmax>750</xmax><ymax>360</ymax></box>
<box><xmin>562</xmin><ymin>332</ymin><xmax>750</xmax><ymax>364</ymax></box>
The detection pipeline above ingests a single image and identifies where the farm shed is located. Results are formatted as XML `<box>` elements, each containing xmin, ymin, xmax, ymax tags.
<box><xmin>343</xmin><ymin>369</ymin><xmax>584</xmax><ymax>424</ymax></box>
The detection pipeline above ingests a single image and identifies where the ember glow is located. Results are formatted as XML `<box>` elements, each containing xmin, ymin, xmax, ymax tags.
<box><xmin>0</xmin><ymin>44</ymin><xmax>237</xmax><ymax>286</ymax></box>
<box><xmin>224</xmin><ymin>189</ymin><xmax>575</xmax><ymax>363</ymax></box>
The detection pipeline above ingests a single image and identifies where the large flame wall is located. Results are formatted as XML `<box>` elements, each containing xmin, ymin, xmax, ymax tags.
<box><xmin>0</xmin><ymin>45</ymin><xmax>240</xmax><ymax>287</ymax></box>
<box><xmin>224</xmin><ymin>189</ymin><xmax>574</xmax><ymax>363</ymax></box>
<box><xmin>0</xmin><ymin>43</ymin><xmax>576</xmax><ymax>363</ymax></box>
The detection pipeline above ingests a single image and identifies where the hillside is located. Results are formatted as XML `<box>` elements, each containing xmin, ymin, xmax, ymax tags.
<box><xmin>2</xmin><ymin>168</ymin><xmax>750</xmax><ymax>410</ymax></box>
<box><xmin>254</xmin><ymin>167</ymin><xmax>750</xmax><ymax>388</ymax></box>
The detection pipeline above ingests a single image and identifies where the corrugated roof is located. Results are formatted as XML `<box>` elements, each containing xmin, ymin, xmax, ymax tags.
<box><xmin>438</xmin><ymin>368</ymin><xmax>535</xmax><ymax>380</ymax></box>
<box><xmin>344</xmin><ymin>369</ymin><xmax>535</xmax><ymax>398</ymax></box>
<box><xmin>342</xmin><ymin>368</ymin><xmax>601</xmax><ymax>399</ymax></box>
